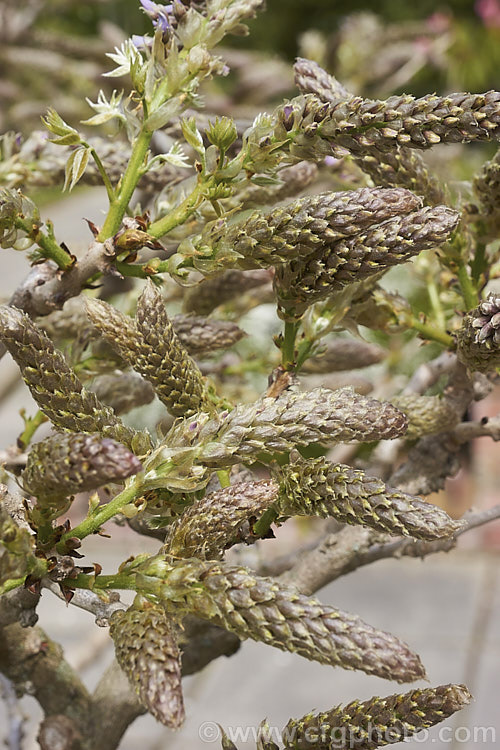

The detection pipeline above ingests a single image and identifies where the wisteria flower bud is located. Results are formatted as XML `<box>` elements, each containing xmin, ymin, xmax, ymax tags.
<box><xmin>22</xmin><ymin>432</ymin><xmax>142</xmax><ymax>499</ymax></box>
<box><xmin>137</xmin><ymin>556</ymin><xmax>425</xmax><ymax>683</ymax></box>
<box><xmin>110</xmin><ymin>597</ymin><xmax>184</xmax><ymax>727</ymax></box>
<box><xmin>274</xmin><ymin>455</ymin><xmax>463</xmax><ymax>541</ymax></box>
<box><xmin>282</xmin><ymin>683</ymin><xmax>471</xmax><ymax>749</ymax></box>
<box><xmin>456</xmin><ymin>294</ymin><xmax>500</xmax><ymax>372</ymax></box>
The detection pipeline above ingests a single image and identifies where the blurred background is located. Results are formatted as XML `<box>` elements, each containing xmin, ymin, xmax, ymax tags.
<box><xmin>0</xmin><ymin>1</ymin><xmax>499</xmax><ymax>748</ymax></box>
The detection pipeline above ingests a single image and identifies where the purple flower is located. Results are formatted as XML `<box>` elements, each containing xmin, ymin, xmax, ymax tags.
<box><xmin>139</xmin><ymin>0</ymin><xmax>173</xmax><ymax>34</ymax></box>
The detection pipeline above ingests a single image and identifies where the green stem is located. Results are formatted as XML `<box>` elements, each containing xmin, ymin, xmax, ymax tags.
<box><xmin>281</xmin><ymin>321</ymin><xmax>299</xmax><ymax>370</ymax></box>
<box><xmin>217</xmin><ymin>470</ymin><xmax>231</xmax><ymax>489</ymax></box>
<box><xmin>98</xmin><ymin>128</ymin><xmax>153</xmax><ymax>240</ymax></box>
<box><xmin>56</xmin><ymin>482</ymin><xmax>140</xmax><ymax>552</ymax></box>
<box><xmin>457</xmin><ymin>264</ymin><xmax>479</xmax><ymax>311</ymax></box>
<box><xmin>15</xmin><ymin>217</ymin><xmax>74</xmax><ymax>270</ymax></box>
<box><xmin>427</xmin><ymin>278</ymin><xmax>446</xmax><ymax>331</ymax></box>
<box><xmin>17</xmin><ymin>410</ymin><xmax>48</xmax><ymax>450</ymax></box>
<box><xmin>0</xmin><ymin>577</ymin><xmax>26</xmax><ymax>595</ymax></box>
<box><xmin>408</xmin><ymin>317</ymin><xmax>453</xmax><ymax>348</ymax></box>
<box><xmin>471</xmin><ymin>242</ymin><xmax>486</xmax><ymax>284</ymax></box>
<box><xmin>253</xmin><ymin>506</ymin><xmax>279</xmax><ymax>537</ymax></box>
<box><xmin>295</xmin><ymin>340</ymin><xmax>314</xmax><ymax>372</ymax></box>
<box><xmin>88</xmin><ymin>146</ymin><xmax>116</xmax><ymax>203</ymax></box>
<box><xmin>66</xmin><ymin>572</ymin><xmax>139</xmax><ymax>591</ymax></box>
<box><xmin>148</xmin><ymin>178</ymin><xmax>209</xmax><ymax>238</ymax></box>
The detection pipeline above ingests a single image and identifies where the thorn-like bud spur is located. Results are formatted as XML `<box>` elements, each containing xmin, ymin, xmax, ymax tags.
<box><xmin>163</xmin><ymin>480</ymin><xmax>279</xmax><ymax>559</ymax></box>
<box><xmin>85</xmin><ymin>283</ymin><xmax>208</xmax><ymax>417</ymax></box>
<box><xmin>199</xmin><ymin>188</ymin><xmax>422</xmax><ymax>270</ymax></box>
<box><xmin>137</xmin><ymin>556</ymin><xmax>425</xmax><ymax>683</ymax></box>
<box><xmin>21</xmin><ymin>433</ymin><xmax>142</xmax><ymax>499</ymax></box>
<box><xmin>0</xmin><ymin>305</ymin><xmax>141</xmax><ymax>450</ymax></box>
<box><xmin>172</xmin><ymin>315</ymin><xmax>246</xmax><ymax>357</ymax></box>
<box><xmin>282</xmin><ymin>683</ymin><xmax>471</xmax><ymax>750</ymax></box>
<box><xmin>91</xmin><ymin>373</ymin><xmax>156</xmax><ymax>415</ymax></box>
<box><xmin>274</xmin><ymin>205</ymin><xmax>459</xmax><ymax>321</ymax></box>
<box><xmin>391</xmin><ymin>394</ymin><xmax>459</xmax><ymax>439</ymax></box>
<box><xmin>195</xmin><ymin>387</ymin><xmax>408</xmax><ymax>467</ymax></box>
<box><xmin>274</xmin><ymin>455</ymin><xmax>462</xmax><ymax>541</ymax></box>
<box><xmin>456</xmin><ymin>294</ymin><xmax>500</xmax><ymax>372</ymax></box>
<box><xmin>302</xmin><ymin>338</ymin><xmax>385</xmax><ymax>374</ymax></box>
<box><xmin>183</xmin><ymin>269</ymin><xmax>271</xmax><ymax>315</ymax></box>
<box><xmin>109</xmin><ymin>598</ymin><xmax>184</xmax><ymax>728</ymax></box>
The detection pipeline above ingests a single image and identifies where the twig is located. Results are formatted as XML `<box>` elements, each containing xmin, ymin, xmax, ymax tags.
<box><xmin>452</xmin><ymin>414</ymin><xmax>500</xmax><ymax>442</ymax></box>
<box><xmin>403</xmin><ymin>351</ymin><xmax>457</xmax><ymax>394</ymax></box>
<box><xmin>276</xmin><ymin>504</ymin><xmax>500</xmax><ymax>596</ymax></box>
<box><xmin>42</xmin><ymin>579</ymin><xmax>126</xmax><ymax>626</ymax></box>
<box><xmin>0</xmin><ymin>673</ymin><xmax>26</xmax><ymax>750</ymax></box>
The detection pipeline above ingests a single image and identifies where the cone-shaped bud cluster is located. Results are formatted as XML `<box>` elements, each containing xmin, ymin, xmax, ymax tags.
<box><xmin>456</xmin><ymin>295</ymin><xmax>500</xmax><ymax>372</ymax></box>
<box><xmin>0</xmin><ymin>305</ymin><xmax>141</xmax><ymax>450</ymax></box>
<box><xmin>136</xmin><ymin>556</ymin><xmax>425</xmax><ymax>683</ymax></box>
<box><xmin>172</xmin><ymin>315</ymin><xmax>245</xmax><ymax>356</ymax></box>
<box><xmin>391</xmin><ymin>394</ymin><xmax>459</xmax><ymax>439</ymax></box>
<box><xmin>281</xmin><ymin>683</ymin><xmax>471</xmax><ymax>749</ymax></box>
<box><xmin>85</xmin><ymin>282</ymin><xmax>208</xmax><ymax>416</ymax></box>
<box><xmin>473</xmin><ymin>148</ymin><xmax>500</xmax><ymax>239</ymax></box>
<box><xmin>274</xmin><ymin>455</ymin><xmax>462</xmax><ymax>541</ymax></box>
<box><xmin>271</xmin><ymin>90</ymin><xmax>500</xmax><ymax>164</ymax></box>
<box><xmin>235</xmin><ymin>161</ymin><xmax>319</xmax><ymax>210</ymax></box>
<box><xmin>302</xmin><ymin>338</ymin><xmax>385</xmax><ymax>374</ymax></box>
<box><xmin>91</xmin><ymin>373</ymin><xmax>155</xmax><ymax>415</ymax></box>
<box><xmin>109</xmin><ymin>598</ymin><xmax>184</xmax><ymax>728</ymax></box>
<box><xmin>274</xmin><ymin>205</ymin><xmax>458</xmax><ymax>321</ymax></box>
<box><xmin>195</xmin><ymin>387</ymin><xmax>408</xmax><ymax>467</ymax></box>
<box><xmin>184</xmin><ymin>269</ymin><xmax>270</xmax><ymax>315</ymax></box>
<box><xmin>294</xmin><ymin>57</ymin><xmax>349</xmax><ymax>103</ymax></box>
<box><xmin>22</xmin><ymin>432</ymin><xmax>142</xmax><ymax>499</ymax></box>
<box><xmin>197</xmin><ymin>188</ymin><xmax>422</xmax><ymax>270</ymax></box>
<box><xmin>163</xmin><ymin>480</ymin><xmax>279</xmax><ymax>559</ymax></box>
<box><xmin>292</xmin><ymin>60</ymin><xmax>446</xmax><ymax>205</ymax></box>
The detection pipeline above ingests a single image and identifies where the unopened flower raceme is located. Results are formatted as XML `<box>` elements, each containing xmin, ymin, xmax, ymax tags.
<box><xmin>270</xmin><ymin>89</ymin><xmax>500</xmax><ymax>165</ymax></box>
<box><xmin>91</xmin><ymin>372</ymin><xmax>155</xmax><ymax>416</ymax></box>
<box><xmin>292</xmin><ymin>59</ymin><xmax>446</xmax><ymax>205</ymax></box>
<box><xmin>85</xmin><ymin>282</ymin><xmax>208</xmax><ymax>416</ymax></box>
<box><xmin>194</xmin><ymin>188</ymin><xmax>422</xmax><ymax>270</ymax></box>
<box><xmin>163</xmin><ymin>480</ymin><xmax>279</xmax><ymax>559</ymax></box>
<box><xmin>274</xmin><ymin>205</ymin><xmax>459</xmax><ymax>320</ymax></box>
<box><xmin>183</xmin><ymin>269</ymin><xmax>271</xmax><ymax>315</ymax></box>
<box><xmin>109</xmin><ymin>597</ymin><xmax>184</xmax><ymax>728</ymax></box>
<box><xmin>233</xmin><ymin>161</ymin><xmax>319</xmax><ymax>210</ymax></box>
<box><xmin>136</xmin><ymin>556</ymin><xmax>425</xmax><ymax>683</ymax></box>
<box><xmin>281</xmin><ymin>683</ymin><xmax>471</xmax><ymax>750</ymax></box>
<box><xmin>0</xmin><ymin>305</ymin><xmax>143</xmax><ymax>451</ymax></box>
<box><xmin>21</xmin><ymin>432</ymin><xmax>142</xmax><ymax>499</ymax></box>
<box><xmin>273</xmin><ymin>455</ymin><xmax>462</xmax><ymax>541</ymax></box>
<box><xmin>391</xmin><ymin>394</ymin><xmax>459</xmax><ymax>439</ymax></box>
<box><xmin>301</xmin><ymin>338</ymin><xmax>385</xmax><ymax>374</ymax></box>
<box><xmin>456</xmin><ymin>294</ymin><xmax>500</xmax><ymax>372</ymax></box>
<box><xmin>171</xmin><ymin>315</ymin><xmax>245</xmax><ymax>356</ymax></box>
<box><xmin>192</xmin><ymin>387</ymin><xmax>408</xmax><ymax>467</ymax></box>
<box><xmin>472</xmin><ymin>147</ymin><xmax>500</xmax><ymax>239</ymax></box>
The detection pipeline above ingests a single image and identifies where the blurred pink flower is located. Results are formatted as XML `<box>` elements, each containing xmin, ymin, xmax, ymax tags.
<box><xmin>476</xmin><ymin>0</ymin><xmax>500</xmax><ymax>28</ymax></box>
